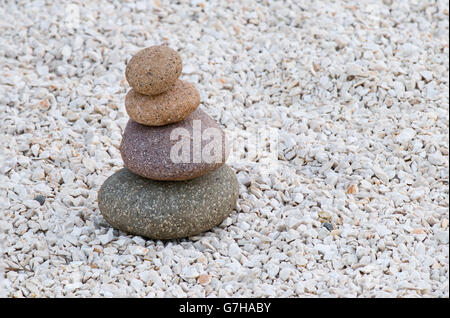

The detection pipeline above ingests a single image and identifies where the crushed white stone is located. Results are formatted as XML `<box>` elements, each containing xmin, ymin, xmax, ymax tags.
<box><xmin>0</xmin><ymin>0</ymin><xmax>448</xmax><ymax>298</ymax></box>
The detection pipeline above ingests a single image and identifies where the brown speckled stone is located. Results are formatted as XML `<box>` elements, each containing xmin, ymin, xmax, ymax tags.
<box><xmin>125</xmin><ymin>80</ymin><xmax>200</xmax><ymax>126</ymax></box>
<box><xmin>125</xmin><ymin>45</ymin><xmax>182</xmax><ymax>95</ymax></box>
<box><xmin>98</xmin><ymin>165</ymin><xmax>239</xmax><ymax>240</ymax></box>
<box><xmin>120</xmin><ymin>108</ymin><xmax>229</xmax><ymax>181</ymax></box>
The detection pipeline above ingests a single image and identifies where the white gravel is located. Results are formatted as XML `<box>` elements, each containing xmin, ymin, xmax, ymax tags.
<box><xmin>0</xmin><ymin>0</ymin><xmax>449</xmax><ymax>297</ymax></box>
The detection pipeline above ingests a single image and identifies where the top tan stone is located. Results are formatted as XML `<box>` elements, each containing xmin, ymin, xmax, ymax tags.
<box><xmin>125</xmin><ymin>45</ymin><xmax>182</xmax><ymax>95</ymax></box>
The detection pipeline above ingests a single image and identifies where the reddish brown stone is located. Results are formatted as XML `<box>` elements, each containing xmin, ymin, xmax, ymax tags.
<box><xmin>120</xmin><ymin>108</ymin><xmax>229</xmax><ymax>181</ymax></box>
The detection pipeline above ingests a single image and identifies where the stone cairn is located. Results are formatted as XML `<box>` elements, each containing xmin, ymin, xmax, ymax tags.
<box><xmin>98</xmin><ymin>46</ymin><xmax>239</xmax><ymax>240</ymax></box>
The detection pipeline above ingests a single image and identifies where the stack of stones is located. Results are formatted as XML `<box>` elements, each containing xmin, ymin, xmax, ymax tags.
<box><xmin>98</xmin><ymin>46</ymin><xmax>239</xmax><ymax>240</ymax></box>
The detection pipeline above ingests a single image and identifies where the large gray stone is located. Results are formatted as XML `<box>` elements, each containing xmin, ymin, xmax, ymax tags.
<box><xmin>98</xmin><ymin>165</ymin><xmax>239</xmax><ymax>240</ymax></box>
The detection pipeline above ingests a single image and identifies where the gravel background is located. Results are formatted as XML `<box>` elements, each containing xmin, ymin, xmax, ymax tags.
<box><xmin>0</xmin><ymin>0</ymin><xmax>448</xmax><ymax>297</ymax></box>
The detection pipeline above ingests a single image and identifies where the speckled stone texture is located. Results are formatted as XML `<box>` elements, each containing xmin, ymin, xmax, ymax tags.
<box><xmin>125</xmin><ymin>80</ymin><xmax>200</xmax><ymax>126</ymax></box>
<box><xmin>98</xmin><ymin>165</ymin><xmax>239</xmax><ymax>240</ymax></box>
<box><xmin>125</xmin><ymin>45</ymin><xmax>182</xmax><ymax>95</ymax></box>
<box><xmin>120</xmin><ymin>108</ymin><xmax>229</xmax><ymax>181</ymax></box>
